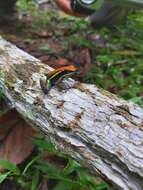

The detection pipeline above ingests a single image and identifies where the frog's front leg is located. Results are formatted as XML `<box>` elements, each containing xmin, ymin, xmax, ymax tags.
<box><xmin>40</xmin><ymin>78</ymin><xmax>52</xmax><ymax>94</ymax></box>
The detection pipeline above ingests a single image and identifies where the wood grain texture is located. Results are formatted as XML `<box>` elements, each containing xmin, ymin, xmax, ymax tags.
<box><xmin>0</xmin><ymin>38</ymin><xmax>143</xmax><ymax>190</ymax></box>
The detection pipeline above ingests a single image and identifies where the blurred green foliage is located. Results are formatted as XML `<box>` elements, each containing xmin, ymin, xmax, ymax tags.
<box><xmin>0</xmin><ymin>0</ymin><xmax>143</xmax><ymax>189</ymax></box>
<box><xmin>0</xmin><ymin>90</ymin><xmax>3</xmax><ymax>101</ymax></box>
<box><xmin>0</xmin><ymin>137</ymin><xmax>111</xmax><ymax>190</ymax></box>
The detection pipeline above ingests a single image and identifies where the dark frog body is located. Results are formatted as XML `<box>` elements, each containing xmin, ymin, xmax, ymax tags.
<box><xmin>40</xmin><ymin>65</ymin><xmax>79</xmax><ymax>94</ymax></box>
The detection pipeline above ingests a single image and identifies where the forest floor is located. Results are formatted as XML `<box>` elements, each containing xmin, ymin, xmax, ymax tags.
<box><xmin>0</xmin><ymin>1</ymin><xmax>143</xmax><ymax>190</ymax></box>
<box><xmin>0</xmin><ymin>1</ymin><xmax>143</xmax><ymax>104</ymax></box>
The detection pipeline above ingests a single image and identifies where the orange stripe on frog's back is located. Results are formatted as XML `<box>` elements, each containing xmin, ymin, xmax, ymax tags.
<box><xmin>48</xmin><ymin>65</ymin><xmax>78</xmax><ymax>78</ymax></box>
<box><xmin>56</xmin><ymin>65</ymin><xmax>78</xmax><ymax>72</ymax></box>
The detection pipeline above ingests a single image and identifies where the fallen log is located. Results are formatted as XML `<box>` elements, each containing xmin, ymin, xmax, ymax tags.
<box><xmin>0</xmin><ymin>38</ymin><xmax>143</xmax><ymax>190</ymax></box>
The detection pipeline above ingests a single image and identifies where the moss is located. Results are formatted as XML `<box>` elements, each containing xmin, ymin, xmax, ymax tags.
<box><xmin>1</xmin><ymin>61</ymin><xmax>41</xmax><ymax>89</ymax></box>
<box><xmin>4</xmin><ymin>71</ymin><xmax>16</xmax><ymax>89</ymax></box>
<box><xmin>14</xmin><ymin>62</ymin><xmax>41</xmax><ymax>86</ymax></box>
<box><xmin>0</xmin><ymin>70</ymin><xmax>5</xmax><ymax>78</ymax></box>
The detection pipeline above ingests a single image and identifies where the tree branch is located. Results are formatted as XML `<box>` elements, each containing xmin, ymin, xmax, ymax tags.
<box><xmin>0</xmin><ymin>38</ymin><xmax>143</xmax><ymax>190</ymax></box>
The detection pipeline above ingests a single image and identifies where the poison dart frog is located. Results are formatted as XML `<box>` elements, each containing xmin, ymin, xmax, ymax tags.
<box><xmin>40</xmin><ymin>65</ymin><xmax>79</xmax><ymax>94</ymax></box>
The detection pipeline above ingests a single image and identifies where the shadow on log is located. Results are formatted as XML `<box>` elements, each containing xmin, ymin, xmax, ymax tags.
<box><xmin>0</xmin><ymin>38</ymin><xmax>143</xmax><ymax>190</ymax></box>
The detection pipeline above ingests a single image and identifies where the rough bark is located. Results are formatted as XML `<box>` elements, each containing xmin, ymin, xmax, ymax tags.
<box><xmin>0</xmin><ymin>38</ymin><xmax>143</xmax><ymax>190</ymax></box>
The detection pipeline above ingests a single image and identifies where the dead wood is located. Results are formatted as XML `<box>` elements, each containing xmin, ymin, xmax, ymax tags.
<box><xmin>0</xmin><ymin>38</ymin><xmax>143</xmax><ymax>190</ymax></box>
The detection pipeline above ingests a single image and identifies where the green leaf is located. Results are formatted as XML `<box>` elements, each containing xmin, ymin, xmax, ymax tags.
<box><xmin>129</xmin><ymin>97</ymin><xmax>143</xmax><ymax>105</ymax></box>
<box><xmin>64</xmin><ymin>159</ymin><xmax>80</xmax><ymax>175</ymax></box>
<box><xmin>77</xmin><ymin>168</ymin><xmax>91</xmax><ymax>183</ymax></box>
<box><xmin>53</xmin><ymin>181</ymin><xmax>72</xmax><ymax>190</ymax></box>
<box><xmin>0</xmin><ymin>159</ymin><xmax>20</xmax><ymax>175</ymax></box>
<box><xmin>35</xmin><ymin>161</ymin><xmax>62</xmax><ymax>178</ymax></box>
<box><xmin>95</xmin><ymin>182</ymin><xmax>110</xmax><ymax>190</ymax></box>
<box><xmin>32</xmin><ymin>138</ymin><xmax>57</xmax><ymax>154</ymax></box>
<box><xmin>22</xmin><ymin>156</ymin><xmax>39</xmax><ymax>175</ymax></box>
<box><xmin>35</xmin><ymin>161</ymin><xmax>82</xmax><ymax>188</ymax></box>
<box><xmin>31</xmin><ymin>170</ymin><xmax>40</xmax><ymax>190</ymax></box>
<box><xmin>0</xmin><ymin>171</ymin><xmax>11</xmax><ymax>183</ymax></box>
<box><xmin>0</xmin><ymin>90</ymin><xmax>4</xmax><ymax>101</ymax></box>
